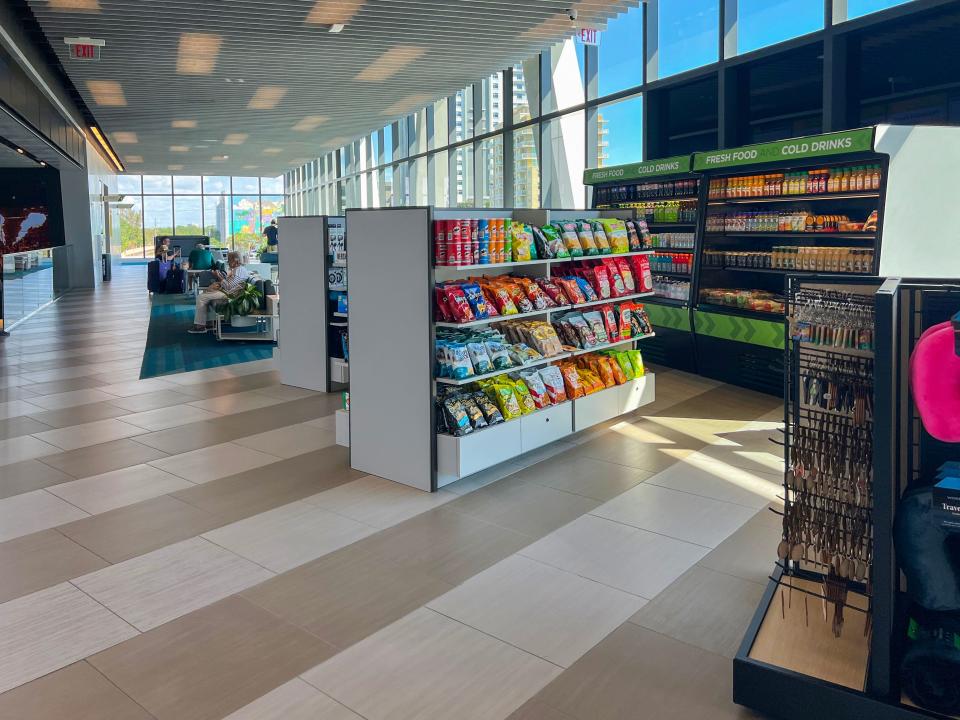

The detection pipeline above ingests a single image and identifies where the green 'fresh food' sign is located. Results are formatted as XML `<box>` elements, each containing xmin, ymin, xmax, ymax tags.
<box><xmin>692</xmin><ymin>128</ymin><xmax>875</xmax><ymax>171</ymax></box>
<box><xmin>583</xmin><ymin>155</ymin><xmax>692</xmax><ymax>185</ymax></box>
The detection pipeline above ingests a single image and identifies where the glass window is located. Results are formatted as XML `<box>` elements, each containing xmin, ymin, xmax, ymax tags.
<box><xmin>479</xmin><ymin>72</ymin><xmax>504</xmax><ymax>134</ymax></box>
<box><xmin>260</xmin><ymin>175</ymin><xmax>283</xmax><ymax>193</ymax></box>
<box><xmin>368</xmin><ymin>132</ymin><xmax>380</xmax><ymax>165</ymax></box>
<box><xmin>203</xmin><ymin>176</ymin><xmax>229</xmax><ymax>194</ymax></box>
<box><xmin>738</xmin><ymin>0</ymin><xmax>821</xmax><ymax>54</ymax></box>
<box><xmin>411</xmin><ymin>108</ymin><xmax>428</xmax><ymax>155</ymax></box>
<box><xmin>232</xmin><ymin>177</ymin><xmax>259</xmax><ymax>194</ymax></box>
<box><xmin>597</xmin><ymin>94</ymin><xmax>643</xmax><ymax>167</ymax></box>
<box><xmin>454</xmin><ymin>88</ymin><xmax>474</xmax><ymax>142</ymax></box>
<box><xmin>117</xmin><ymin>174</ymin><xmax>141</xmax><ymax>194</ymax></box>
<box><xmin>658</xmin><ymin>0</ymin><xmax>719</xmax><ymax>79</ymax></box>
<box><xmin>432</xmin><ymin>149</ymin><xmax>449</xmax><ymax>207</ymax></box>
<box><xmin>477</xmin><ymin>135</ymin><xmax>503</xmax><ymax>208</ymax></box>
<box><xmin>143</xmin><ymin>196</ymin><xmax>173</xmax><ymax>251</ymax></box>
<box><xmin>542</xmin><ymin>111</ymin><xmax>585</xmax><ymax>208</ymax></box>
<box><xmin>118</xmin><ymin>196</ymin><xmax>144</xmax><ymax>258</ymax></box>
<box><xmin>393</xmin><ymin>162</ymin><xmax>409</xmax><ymax>206</ymax></box>
<box><xmin>846</xmin><ymin>0</ymin><xmax>913</xmax><ymax>19</ymax></box>
<box><xmin>513</xmin><ymin>126</ymin><xmax>540</xmax><ymax>209</ymax></box>
<box><xmin>172</xmin><ymin>175</ymin><xmax>202</xmax><ymax>194</ymax></box>
<box><xmin>380</xmin><ymin>165</ymin><xmax>394</xmax><ymax>207</ymax></box>
<box><xmin>142</xmin><ymin>175</ymin><xmax>172</xmax><ymax>194</ymax></box>
<box><xmin>453</xmin><ymin>144</ymin><xmax>474</xmax><ymax>207</ymax></box>
<box><xmin>383</xmin><ymin>125</ymin><xmax>394</xmax><ymax>163</ymax></box>
<box><xmin>598</xmin><ymin>4</ymin><xmax>644</xmax><ymax>96</ymax></box>
<box><xmin>411</xmin><ymin>156</ymin><xmax>428</xmax><ymax>205</ymax></box>
<box><xmin>544</xmin><ymin>39</ymin><xmax>586</xmax><ymax>113</ymax></box>
<box><xmin>203</xmin><ymin>195</ymin><xmax>229</xmax><ymax>245</ymax></box>
<box><xmin>173</xmin><ymin>196</ymin><xmax>202</xmax><ymax>234</ymax></box>
<box><xmin>231</xmin><ymin>196</ymin><xmax>260</xmax><ymax>251</ymax></box>
<box><xmin>432</xmin><ymin>99</ymin><xmax>448</xmax><ymax>150</ymax></box>
<box><xmin>513</xmin><ymin>60</ymin><xmax>540</xmax><ymax>123</ymax></box>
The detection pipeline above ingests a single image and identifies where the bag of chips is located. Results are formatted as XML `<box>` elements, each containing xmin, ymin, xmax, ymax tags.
<box><xmin>599</xmin><ymin>218</ymin><xmax>630</xmax><ymax>254</ymax></box>
<box><xmin>613</xmin><ymin>351</ymin><xmax>635</xmax><ymax>380</ymax></box>
<box><xmin>442</xmin><ymin>285</ymin><xmax>475</xmax><ymax>323</ymax></box>
<box><xmin>574</xmin><ymin>276</ymin><xmax>599</xmax><ymax>303</ymax></box>
<box><xmin>435</xmin><ymin>286</ymin><xmax>454</xmax><ymax>322</ymax></box>
<box><xmin>508</xmin><ymin>343</ymin><xmax>542</xmax><ymax>366</ymax></box>
<box><xmin>527</xmin><ymin>322</ymin><xmax>563</xmax><ymax>357</ymax></box>
<box><xmin>462</xmin><ymin>396</ymin><xmax>489</xmax><ymax>429</ymax></box>
<box><xmin>486</xmin><ymin>383</ymin><xmax>522</xmax><ymax>420</ymax></box>
<box><xmin>511</xmin><ymin>222</ymin><xmax>535</xmax><ymax>262</ymax></box>
<box><xmin>461</xmin><ymin>283</ymin><xmax>490</xmax><ymax>319</ymax></box>
<box><xmin>604</xmin><ymin>354</ymin><xmax>627</xmax><ymax>384</ymax></box>
<box><xmin>595</xmin><ymin>356</ymin><xmax>618</xmax><ymax>387</ymax></box>
<box><xmin>576</xmin><ymin>220</ymin><xmax>599</xmax><ymax>255</ymax></box>
<box><xmin>625</xmin><ymin>220</ymin><xmax>644</xmax><ymax>251</ymax></box>
<box><xmin>484</xmin><ymin>283</ymin><xmax>519</xmax><ymax>315</ymax></box>
<box><xmin>627</xmin><ymin>349</ymin><xmax>645</xmax><ymax>377</ymax></box>
<box><xmin>617</xmin><ymin>303</ymin><xmax>633</xmax><ymax>339</ymax></box>
<box><xmin>539</xmin><ymin>365</ymin><xmax>568</xmax><ymax>403</ymax></box>
<box><xmin>590</xmin><ymin>221</ymin><xmax>612</xmax><ymax>254</ymax></box>
<box><xmin>579</xmin><ymin>368</ymin><xmax>605</xmax><ymax>394</ymax></box>
<box><xmin>615</xmin><ymin>257</ymin><xmax>636</xmax><ymax>292</ymax></box>
<box><xmin>448</xmin><ymin>343</ymin><xmax>475</xmax><ymax>379</ymax></box>
<box><xmin>442</xmin><ymin>395</ymin><xmax>473</xmax><ymax>436</ymax></box>
<box><xmin>472</xmin><ymin>390</ymin><xmax>504</xmax><ymax>425</ymax></box>
<box><xmin>602</xmin><ymin>259</ymin><xmax>627</xmax><ymax>297</ymax></box>
<box><xmin>559</xmin><ymin>363</ymin><xmax>585</xmax><ymax>398</ymax></box>
<box><xmin>556</xmin><ymin>277</ymin><xmax>586</xmax><ymax>305</ymax></box>
<box><xmin>566</xmin><ymin>313</ymin><xmax>596</xmax><ymax>348</ymax></box>
<box><xmin>466</xmin><ymin>341</ymin><xmax>493</xmax><ymax>375</ymax></box>
<box><xmin>485</xmin><ymin>339</ymin><xmax>514</xmax><ymax>370</ymax></box>
<box><xmin>629</xmin><ymin>305</ymin><xmax>654</xmax><ymax>337</ymax></box>
<box><xmin>631</xmin><ymin>254</ymin><xmax>654</xmax><ymax>293</ymax></box>
<box><xmin>584</xmin><ymin>267</ymin><xmax>611</xmax><ymax>300</ymax></box>
<box><xmin>517</xmin><ymin>277</ymin><xmax>555</xmax><ymax>310</ymax></box>
<box><xmin>536</xmin><ymin>278</ymin><xmax>568</xmax><ymax>307</ymax></box>
<box><xmin>583</xmin><ymin>311</ymin><xmax>609</xmax><ymax>345</ymax></box>
<box><xmin>520</xmin><ymin>370</ymin><xmax>550</xmax><ymax>408</ymax></box>
<box><xmin>512</xmin><ymin>378</ymin><xmax>536</xmax><ymax>414</ymax></box>
<box><xmin>555</xmin><ymin>222</ymin><xmax>583</xmax><ymax>257</ymax></box>
<box><xmin>504</xmin><ymin>282</ymin><xmax>535</xmax><ymax>314</ymax></box>
<box><xmin>600</xmin><ymin>304</ymin><xmax>619</xmax><ymax>343</ymax></box>
<box><xmin>539</xmin><ymin>224</ymin><xmax>569</xmax><ymax>259</ymax></box>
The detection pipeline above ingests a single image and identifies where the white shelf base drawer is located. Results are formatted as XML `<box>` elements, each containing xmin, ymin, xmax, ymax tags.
<box><xmin>335</xmin><ymin>409</ymin><xmax>349</xmax><ymax>447</ymax></box>
<box><xmin>573</xmin><ymin>384</ymin><xmax>621</xmax><ymax>432</ymax></box>
<box><xmin>437</xmin><ymin>422</ymin><xmax>523</xmax><ymax>486</ymax></box>
<box><xmin>521</xmin><ymin>402</ymin><xmax>573</xmax><ymax>453</ymax></box>
<box><xmin>618</xmin><ymin>373</ymin><xmax>656</xmax><ymax>415</ymax></box>
<box><xmin>331</xmin><ymin>359</ymin><xmax>349</xmax><ymax>384</ymax></box>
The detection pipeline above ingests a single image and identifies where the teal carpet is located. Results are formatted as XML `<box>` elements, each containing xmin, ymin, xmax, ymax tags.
<box><xmin>140</xmin><ymin>294</ymin><xmax>275</xmax><ymax>379</ymax></box>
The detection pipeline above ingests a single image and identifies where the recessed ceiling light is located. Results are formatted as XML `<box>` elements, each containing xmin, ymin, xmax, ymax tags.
<box><xmin>222</xmin><ymin>155</ymin><xmax>229</xmax><ymax>159</ymax></box>
<box><xmin>236</xmin><ymin>78</ymin><xmax>245</xmax><ymax>83</ymax></box>
<box><xmin>329</xmin><ymin>23</ymin><xmax>345</xmax><ymax>33</ymax></box>
<box><xmin>16</xmin><ymin>148</ymin><xmax>24</xmax><ymax>154</ymax></box>
<box><xmin>170</xmin><ymin>145</ymin><xmax>189</xmax><ymax>152</ymax></box>
<box><xmin>112</xmin><ymin>131</ymin><xmax>138</xmax><ymax>144</ymax></box>
<box><xmin>125</xmin><ymin>155</ymin><xmax>143</xmax><ymax>163</ymax></box>
<box><xmin>248</xmin><ymin>86</ymin><xmax>288</xmax><ymax>110</ymax></box>
<box><xmin>223</xmin><ymin>133</ymin><xmax>248</xmax><ymax>145</ymax></box>
<box><xmin>177</xmin><ymin>32</ymin><xmax>222</xmax><ymax>75</ymax></box>
<box><xmin>306</xmin><ymin>0</ymin><xmax>363</xmax><ymax>25</ymax></box>
<box><xmin>242</xmin><ymin>165</ymin><xmax>259</xmax><ymax>170</ymax></box>
<box><xmin>168</xmin><ymin>164</ymin><xmax>184</xmax><ymax>171</ymax></box>
<box><xmin>49</xmin><ymin>0</ymin><xmax>100</xmax><ymax>10</ymax></box>
<box><xmin>355</xmin><ymin>45</ymin><xmax>425</xmax><ymax>82</ymax></box>
<box><xmin>39</xmin><ymin>161</ymin><xmax>46</xmax><ymax>166</ymax></box>
<box><xmin>86</xmin><ymin>79</ymin><xmax>126</xmax><ymax>106</ymax></box>
<box><xmin>292</xmin><ymin>115</ymin><xmax>328</xmax><ymax>131</ymax></box>
<box><xmin>172</xmin><ymin>119</ymin><xmax>197</xmax><ymax>128</ymax></box>
<box><xmin>263</xmin><ymin>148</ymin><xmax>283</xmax><ymax>155</ymax></box>
<box><xmin>225</xmin><ymin>78</ymin><xmax>232</xmax><ymax>83</ymax></box>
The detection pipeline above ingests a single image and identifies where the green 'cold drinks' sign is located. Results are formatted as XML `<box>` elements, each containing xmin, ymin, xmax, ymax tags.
<box><xmin>692</xmin><ymin>128</ymin><xmax>875</xmax><ymax>171</ymax></box>
<box><xmin>583</xmin><ymin>155</ymin><xmax>692</xmax><ymax>185</ymax></box>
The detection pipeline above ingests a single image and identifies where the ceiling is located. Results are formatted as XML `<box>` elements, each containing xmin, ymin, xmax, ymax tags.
<box><xmin>24</xmin><ymin>0</ymin><xmax>639</xmax><ymax>175</ymax></box>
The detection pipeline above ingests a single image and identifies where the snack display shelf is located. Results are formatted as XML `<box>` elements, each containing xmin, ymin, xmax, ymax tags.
<box><xmin>652</xmin><ymin>271</ymin><xmax>692</xmax><ymax>279</ymax></box>
<box><xmin>435</xmin><ymin>353</ymin><xmax>572</xmax><ymax>386</ymax></box>
<box><xmin>333</xmin><ymin>311</ymin><xmax>348</xmax><ymax>318</ymax></box>
<box><xmin>570</xmin><ymin>334</ymin><xmax>655</xmax><ymax>356</ymax></box>
<box><xmin>708</xmin><ymin>266</ymin><xmax>872</xmax><ymax>277</ymax></box>
<box><xmin>436</xmin><ymin>248</ymin><xmax>656</xmax><ymax>273</ymax></box>
<box><xmin>435</xmin><ymin>291</ymin><xmax>658</xmax><ymax>329</ymax></box>
<box><xmin>706</xmin><ymin>232</ymin><xmax>875</xmax><ymax>241</ymax></box>
<box><xmin>708</xmin><ymin>191</ymin><xmax>879</xmax><ymax>205</ymax></box>
<box><xmin>645</xmin><ymin>222</ymin><xmax>696</xmax><ymax>228</ymax></box>
<box><xmin>330</xmin><ymin>320</ymin><xmax>348</xmax><ymax>327</ymax></box>
<box><xmin>697</xmin><ymin>303</ymin><xmax>784</xmax><ymax>321</ymax></box>
<box><xmin>647</xmin><ymin>296</ymin><xmax>688</xmax><ymax>307</ymax></box>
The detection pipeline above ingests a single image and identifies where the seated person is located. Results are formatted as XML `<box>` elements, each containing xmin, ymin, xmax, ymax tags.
<box><xmin>189</xmin><ymin>251</ymin><xmax>250</xmax><ymax>333</ymax></box>
<box><xmin>156</xmin><ymin>238</ymin><xmax>179</xmax><ymax>261</ymax></box>
<box><xmin>187</xmin><ymin>241</ymin><xmax>214</xmax><ymax>270</ymax></box>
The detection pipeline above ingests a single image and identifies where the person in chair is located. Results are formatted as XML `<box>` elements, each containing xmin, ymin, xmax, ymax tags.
<box><xmin>189</xmin><ymin>251</ymin><xmax>249</xmax><ymax>334</ymax></box>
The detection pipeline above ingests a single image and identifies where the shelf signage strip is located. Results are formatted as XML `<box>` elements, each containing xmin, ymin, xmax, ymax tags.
<box><xmin>692</xmin><ymin>128</ymin><xmax>875</xmax><ymax>171</ymax></box>
<box><xmin>583</xmin><ymin>155</ymin><xmax>692</xmax><ymax>185</ymax></box>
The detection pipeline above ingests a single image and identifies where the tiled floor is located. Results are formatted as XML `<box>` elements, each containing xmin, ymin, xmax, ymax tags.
<box><xmin>0</xmin><ymin>266</ymin><xmax>784</xmax><ymax>719</ymax></box>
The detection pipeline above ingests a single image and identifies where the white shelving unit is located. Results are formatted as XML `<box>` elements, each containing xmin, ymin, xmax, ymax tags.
<box><xmin>348</xmin><ymin>206</ymin><xmax>660</xmax><ymax>492</ymax></box>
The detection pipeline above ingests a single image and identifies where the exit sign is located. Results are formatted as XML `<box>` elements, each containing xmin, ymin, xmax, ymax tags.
<box><xmin>64</xmin><ymin>37</ymin><xmax>104</xmax><ymax>62</ymax></box>
<box><xmin>576</xmin><ymin>27</ymin><xmax>601</xmax><ymax>46</ymax></box>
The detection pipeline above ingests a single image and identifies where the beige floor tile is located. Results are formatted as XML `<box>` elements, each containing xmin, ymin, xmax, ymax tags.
<box><xmin>0</xmin><ymin>583</ymin><xmax>138</xmax><ymax>694</ymax></box>
<box><xmin>46</xmin><ymin>464</ymin><xmax>193</xmax><ymax>515</ymax></box>
<box><xmin>20</xmin><ymin>376</ymin><xmax>108</xmax><ymax>395</ymax></box>
<box><xmin>523</xmin><ymin>623</ymin><xmax>756</xmax><ymax>720</ymax></box>
<box><xmin>74</xmin><ymin>536</ymin><xmax>273</xmax><ymax>631</ymax></box>
<box><xmin>106</xmin><ymin>389</ymin><xmax>198</xmax><ymax>412</ymax></box>
<box><xmin>0</xmin><ymin>415</ymin><xmax>53</xmax><ymax>442</ymax></box>
<box><xmin>89</xmin><ymin>596</ymin><xmax>337</xmax><ymax>720</ymax></box>
<box><xmin>520</xmin><ymin>514</ymin><xmax>709</xmax><ymax>600</ymax></box>
<box><xmin>224</xmin><ymin>677</ymin><xmax>363</xmax><ymax>720</ymax></box>
<box><xmin>0</xmin><ymin>459</ymin><xmax>74</xmax><ymax>499</ymax></box>
<box><xmin>252</xmin><ymin>384</ymin><xmax>320</xmax><ymax>401</ymax></box>
<box><xmin>573</xmin><ymin>431</ymin><xmax>702</xmax><ymax>474</ymax></box>
<box><xmin>32</xmin><ymin>418</ymin><xmax>147</xmax><ymax>452</ymax></box>
<box><xmin>0</xmin><ymin>661</ymin><xmax>153</xmax><ymax>720</ymax></box>
<box><xmin>355</xmin><ymin>507</ymin><xmax>533</xmax><ymax>586</ymax></box>
<box><xmin>242</xmin><ymin>546</ymin><xmax>453</xmax><ymax>650</ymax></box>
<box><xmin>38</xmin><ymin>438</ymin><xmax>168</xmax><ymax>479</ymax></box>
<box><xmin>24</xmin><ymin>401</ymin><xmax>132</xmax><ymax>429</ymax></box>
<box><xmin>0</xmin><ymin>434</ymin><xmax>60</xmax><ymax>467</ymax></box>
<box><xmin>302</xmin><ymin>607</ymin><xmax>562</xmax><ymax>720</ymax></box>
<box><xmin>132</xmin><ymin>421</ymin><xmax>241</xmax><ymax>455</ymax></box>
<box><xmin>303</xmin><ymin>475</ymin><xmax>457</xmax><ymax>529</ymax></box>
<box><xmin>442</xmin><ymin>459</ymin><xmax>524</xmax><ymax>495</ymax></box>
<box><xmin>629</xmin><ymin>565</ymin><xmax>765</xmax><ymax>658</ymax></box>
<box><xmin>233</xmin><ymin>422</ymin><xmax>336</xmax><ymax>458</ymax></box>
<box><xmin>444</xmin><ymin>480</ymin><xmax>600</xmax><ymax>537</ymax></box>
<box><xmin>512</xmin><ymin>450</ymin><xmax>652</xmax><ymax>502</ymax></box>
<box><xmin>507</xmin><ymin>700</ymin><xmax>578</xmax><ymax>720</ymax></box>
<box><xmin>698</xmin><ymin>513</ymin><xmax>783</xmax><ymax>585</ymax></box>
<box><xmin>28</xmin><ymin>389</ymin><xmax>119</xmax><ymax>410</ymax></box>
<box><xmin>59</xmin><ymin>494</ymin><xmax>225</xmax><ymax>564</ymax></box>
<box><xmin>429</xmin><ymin>555</ymin><xmax>644</xmax><ymax>667</ymax></box>
<box><xmin>98</xmin><ymin>378</ymin><xmax>181</xmax><ymax>397</ymax></box>
<box><xmin>188</xmin><ymin>389</ymin><xmax>287</xmax><ymax>414</ymax></box>
<box><xmin>120</xmin><ymin>404</ymin><xmax>222</xmax><ymax>431</ymax></box>
<box><xmin>203</xmin><ymin>501</ymin><xmax>375</xmax><ymax>573</ymax></box>
<box><xmin>0</xmin><ymin>489</ymin><xmax>89</xmax><ymax>543</ymax></box>
<box><xmin>591</xmin><ymin>482</ymin><xmax>756</xmax><ymax>548</ymax></box>
<box><xmin>0</xmin><ymin>529</ymin><xmax>109</xmax><ymax>604</ymax></box>
<box><xmin>644</xmin><ymin>451</ymin><xmax>781</xmax><ymax>510</ymax></box>
<box><xmin>303</xmin><ymin>414</ymin><xmax>336</xmax><ymax>429</ymax></box>
<box><xmin>148</xmin><ymin>441</ymin><xmax>281</xmax><ymax>484</ymax></box>
<box><xmin>0</xmin><ymin>399</ymin><xmax>44</xmax><ymax>421</ymax></box>
<box><xmin>17</xmin><ymin>366</ymin><xmax>97</xmax><ymax>384</ymax></box>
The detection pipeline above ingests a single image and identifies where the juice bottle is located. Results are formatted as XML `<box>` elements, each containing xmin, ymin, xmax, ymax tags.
<box><xmin>840</xmin><ymin>167</ymin><xmax>850</xmax><ymax>192</ymax></box>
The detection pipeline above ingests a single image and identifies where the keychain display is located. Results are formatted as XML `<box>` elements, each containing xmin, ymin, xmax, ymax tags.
<box><xmin>791</xmin><ymin>288</ymin><xmax>875</xmax><ymax>351</ymax></box>
<box><xmin>799</xmin><ymin>355</ymin><xmax>874</xmax><ymax>426</ymax></box>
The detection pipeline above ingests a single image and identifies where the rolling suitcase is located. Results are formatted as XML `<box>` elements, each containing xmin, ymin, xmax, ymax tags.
<box><xmin>147</xmin><ymin>260</ymin><xmax>163</xmax><ymax>293</ymax></box>
<box><xmin>164</xmin><ymin>264</ymin><xmax>186</xmax><ymax>294</ymax></box>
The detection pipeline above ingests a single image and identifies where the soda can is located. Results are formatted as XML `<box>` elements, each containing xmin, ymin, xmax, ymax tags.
<box><xmin>433</xmin><ymin>220</ymin><xmax>447</xmax><ymax>266</ymax></box>
<box><xmin>477</xmin><ymin>219</ymin><xmax>490</xmax><ymax>264</ymax></box>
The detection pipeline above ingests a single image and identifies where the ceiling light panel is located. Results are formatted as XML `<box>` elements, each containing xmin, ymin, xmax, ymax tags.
<box><xmin>223</xmin><ymin>133</ymin><xmax>249</xmax><ymax>145</ymax></box>
<box><xmin>169</xmin><ymin>145</ymin><xmax>189</xmax><ymax>152</ymax></box>
<box><xmin>355</xmin><ymin>45</ymin><xmax>426</xmax><ymax>82</ymax></box>
<box><xmin>168</xmin><ymin>164</ymin><xmax>184</xmax><ymax>170</ymax></box>
<box><xmin>48</xmin><ymin>0</ymin><xmax>100</xmax><ymax>10</ymax></box>
<box><xmin>125</xmin><ymin>155</ymin><xmax>143</xmax><ymax>163</ymax></box>
<box><xmin>112</xmin><ymin>131</ymin><xmax>138</xmax><ymax>144</ymax></box>
<box><xmin>306</xmin><ymin>0</ymin><xmax>363</xmax><ymax>25</ymax></box>
<box><xmin>248</xmin><ymin>86</ymin><xmax>288</xmax><ymax>110</ymax></box>
<box><xmin>86</xmin><ymin>80</ymin><xmax>126</xmax><ymax>106</ymax></box>
<box><xmin>292</xmin><ymin>115</ymin><xmax>328</xmax><ymax>131</ymax></box>
<box><xmin>171</xmin><ymin>119</ymin><xmax>197</xmax><ymax>129</ymax></box>
<box><xmin>383</xmin><ymin>93</ymin><xmax>433</xmax><ymax>116</ymax></box>
<box><xmin>262</xmin><ymin>148</ymin><xmax>284</xmax><ymax>155</ymax></box>
<box><xmin>176</xmin><ymin>32</ymin><xmax>222</xmax><ymax>75</ymax></box>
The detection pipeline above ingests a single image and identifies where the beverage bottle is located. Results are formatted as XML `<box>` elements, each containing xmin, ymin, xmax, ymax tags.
<box><xmin>840</xmin><ymin>168</ymin><xmax>850</xmax><ymax>192</ymax></box>
<box><xmin>855</xmin><ymin>166</ymin><xmax>865</xmax><ymax>192</ymax></box>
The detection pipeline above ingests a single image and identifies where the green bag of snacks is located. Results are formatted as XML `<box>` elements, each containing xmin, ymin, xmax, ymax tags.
<box><xmin>613</xmin><ymin>351</ymin><xmax>635</xmax><ymax>381</ymax></box>
<box><xmin>512</xmin><ymin>378</ymin><xmax>536</xmax><ymax>414</ymax></box>
<box><xmin>627</xmin><ymin>349</ymin><xmax>645</xmax><ymax>377</ymax></box>
<box><xmin>487</xmin><ymin>383</ymin><xmax>523</xmax><ymax>420</ymax></box>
